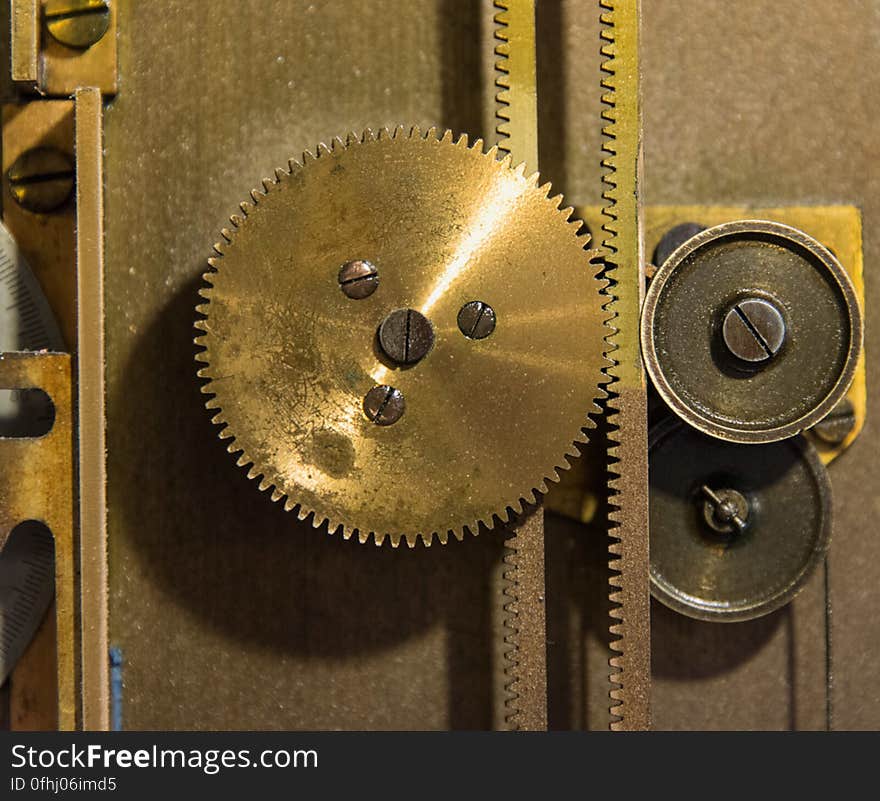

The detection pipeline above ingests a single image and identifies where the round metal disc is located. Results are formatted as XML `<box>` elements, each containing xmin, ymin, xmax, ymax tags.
<box><xmin>641</xmin><ymin>220</ymin><xmax>862</xmax><ymax>443</ymax></box>
<box><xmin>195</xmin><ymin>129</ymin><xmax>605</xmax><ymax>546</ymax></box>
<box><xmin>649</xmin><ymin>418</ymin><xmax>832</xmax><ymax>622</ymax></box>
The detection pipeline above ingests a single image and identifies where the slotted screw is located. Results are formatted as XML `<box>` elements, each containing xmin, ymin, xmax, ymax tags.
<box><xmin>699</xmin><ymin>486</ymin><xmax>749</xmax><ymax>535</ymax></box>
<box><xmin>338</xmin><ymin>259</ymin><xmax>379</xmax><ymax>299</ymax></box>
<box><xmin>44</xmin><ymin>0</ymin><xmax>111</xmax><ymax>50</ymax></box>
<box><xmin>378</xmin><ymin>308</ymin><xmax>434</xmax><ymax>365</ymax></box>
<box><xmin>7</xmin><ymin>147</ymin><xmax>75</xmax><ymax>214</ymax></box>
<box><xmin>811</xmin><ymin>398</ymin><xmax>856</xmax><ymax>445</ymax></box>
<box><xmin>722</xmin><ymin>297</ymin><xmax>786</xmax><ymax>363</ymax></box>
<box><xmin>457</xmin><ymin>300</ymin><xmax>496</xmax><ymax>340</ymax></box>
<box><xmin>363</xmin><ymin>385</ymin><xmax>405</xmax><ymax>426</ymax></box>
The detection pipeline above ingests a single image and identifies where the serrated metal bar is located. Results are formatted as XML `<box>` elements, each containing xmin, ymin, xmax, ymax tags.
<box><xmin>600</xmin><ymin>0</ymin><xmax>651</xmax><ymax>730</ymax></box>
<box><xmin>494</xmin><ymin>0</ymin><xmax>547</xmax><ymax>731</ymax></box>
<box><xmin>494</xmin><ymin>0</ymin><xmax>538</xmax><ymax>173</ymax></box>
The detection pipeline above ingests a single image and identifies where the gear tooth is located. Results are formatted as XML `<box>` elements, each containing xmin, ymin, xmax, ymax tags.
<box><xmin>236</xmin><ymin>453</ymin><xmax>252</xmax><ymax>469</ymax></box>
<box><xmin>224</xmin><ymin>439</ymin><xmax>240</xmax><ymax>454</ymax></box>
<box><xmin>270</xmin><ymin>487</ymin><xmax>284</xmax><ymax>503</ymax></box>
<box><xmin>440</xmin><ymin>129</ymin><xmax>454</xmax><ymax>144</ymax></box>
<box><xmin>316</xmin><ymin>141</ymin><xmax>332</xmax><ymax>157</ymax></box>
<box><xmin>548</xmin><ymin>194</ymin><xmax>563</xmax><ymax>210</ymax></box>
<box><xmin>302</xmin><ymin>148</ymin><xmax>317</xmax><ymax>163</ymax></box>
<box><xmin>408</xmin><ymin>124</ymin><xmax>421</xmax><ymax>139</ymax></box>
<box><xmin>357</xmin><ymin>529</ymin><xmax>370</xmax><ymax>545</ymax></box>
<box><xmin>331</xmin><ymin>135</ymin><xmax>346</xmax><ymax>151</ymax></box>
<box><xmin>470</xmin><ymin>136</ymin><xmax>485</xmax><ymax>153</ymax></box>
<box><xmin>435</xmin><ymin>530</ymin><xmax>449</xmax><ymax>545</ymax></box>
<box><xmin>537</xmin><ymin>180</ymin><xmax>552</xmax><ymax>198</ymax></box>
<box><xmin>485</xmin><ymin>144</ymin><xmax>500</xmax><ymax>160</ymax></box>
<box><xmin>341</xmin><ymin>527</ymin><xmax>354</xmax><ymax>541</ymax></box>
<box><xmin>238</xmin><ymin>201</ymin><xmax>250</xmax><ymax>217</ymax></box>
<box><xmin>513</xmin><ymin>161</ymin><xmax>527</xmax><ymax>177</ymax></box>
<box><xmin>246</xmin><ymin>464</ymin><xmax>261</xmax><ymax>481</ymax></box>
<box><xmin>249</xmin><ymin>188</ymin><xmax>261</xmax><ymax>204</ymax></box>
<box><xmin>424</xmin><ymin>125</ymin><xmax>438</xmax><ymax>140</ymax></box>
<box><xmin>525</xmin><ymin>170</ymin><xmax>540</xmax><ymax>187</ymax></box>
<box><xmin>220</xmin><ymin>227</ymin><xmax>234</xmax><ymax>243</ymax></box>
<box><xmin>274</xmin><ymin>166</ymin><xmax>287</xmax><ymax>181</ymax></box>
<box><xmin>377</xmin><ymin>127</ymin><xmax>392</xmax><ymax>141</ymax></box>
<box><xmin>455</xmin><ymin>132</ymin><xmax>469</xmax><ymax>147</ymax></box>
<box><xmin>229</xmin><ymin>214</ymin><xmax>245</xmax><ymax>229</ymax></box>
<box><xmin>391</xmin><ymin>124</ymin><xmax>407</xmax><ymax>139</ymax></box>
<box><xmin>287</xmin><ymin>156</ymin><xmax>303</xmax><ymax>172</ymax></box>
<box><xmin>452</xmin><ymin>528</ymin><xmax>466</xmax><ymax>542</ymax></box>
<box><xmin>345</xmin><ymin>130</ymin><xmax>361</xmax><ymax>146</ymax></box>
<box><xmin>281</xmin><ymin>497</ymin><xmax>296</xmax><ymax>513</ymax></box>
<box><xmin>261</xmin><ymin>177</ymin><xmax>274</xmax><ymax>193</ymax></box>
<box><xmin>258</xmin><ymin>476</ymin><xmax>273</xmax><ymax>492</ymax></box>
<box><xmin>499</xmin><ymin>152</ymin><xmax>513</xmax><ymax>169</ymax></box>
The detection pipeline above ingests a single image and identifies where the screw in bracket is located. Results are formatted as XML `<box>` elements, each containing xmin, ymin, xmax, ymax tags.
<box><xmin>363</xmin><ymin>385</ymin><xmax>405</xmax><ymax>426</ymax></box>
<box><xmin>44</xmin><ymin>0</ymin><xmax>111</xmax><ymax>50</ymax></box>
<box><xmin>457</xmin><ymin>300</ymin><xmax>496</xmax><ymax>340</ymax></box>
<box><xmin>653</xmin><ymin>222</ymin><xmax>706</xmax><ymax>268</ymax></box>
<box><xmin>811</xmin><ymin>397</ymin><xmax>856</xmax><ymax>445</ymax></box>
<box><xmin>722</xmin><ymin>297</ymin><xmax>786</xmax><ymax>364</ymax></box>
<box><xmin>7</xmin><ymin>147</ymin><xmax>75</xmax><ymax>214</ymax></box>
<box><xmin>338</xmin><ymin>259</ymin><xmax>379</xmax><ymax>300</ymax></box>
<box><xmin>377</xmin><ymin>308</ymin><xmax>434</xmax><ymax>366</ymax></box>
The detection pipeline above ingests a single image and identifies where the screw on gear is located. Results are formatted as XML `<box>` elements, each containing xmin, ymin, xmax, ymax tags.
<box><xmin>195</xmin><ymin>127</ymin><xmax>607</xmax><ymax>546</ymax></box>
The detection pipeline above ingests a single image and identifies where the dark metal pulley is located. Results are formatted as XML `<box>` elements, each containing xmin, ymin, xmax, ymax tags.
<box><xmin>641</xmin><ymin>220</ymin><xmax>863</xmax><ymax>444</ymax></box>
<box><xmin>649</xmin><ymin>418</ymin><xmax>832</xmax><ymax>622</ymax></box>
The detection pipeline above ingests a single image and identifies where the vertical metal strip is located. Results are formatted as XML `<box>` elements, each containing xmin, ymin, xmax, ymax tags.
<box><xmin>600</xmin><ymin>1</ymin><xmax>651</xmax><ymax>730</ymax></box>
<box><xmin>76</xmin><ymin>86</ymin><xmax>109</xmax><ymax>731</ymax></box>
<box><xmin>10</xmin><ymin>0</ymin><xmax>39</xmax><ymax>87</ymax></box>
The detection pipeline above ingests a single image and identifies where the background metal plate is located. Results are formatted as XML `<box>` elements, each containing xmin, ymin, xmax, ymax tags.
<box><xmin>102</xmin><ymin>0</ymin><xmax>878</xmax><ymax>729</ymax></box>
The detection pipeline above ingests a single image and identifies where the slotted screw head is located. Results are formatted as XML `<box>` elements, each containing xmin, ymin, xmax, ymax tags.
<box><xmin>457</xmin><ymin>300</ymin><xmax>496</xmax><ymax>340</ymax></box>
<box><xmin>44</xmin><ymin>0</ymin><xmax>111</xmax><ymax>49</ymax></box>
<box><xmin>378</xmin><ymin>308</ymin><xmax>434</xmax><ymax>365</ymax></box>
<box><xmin>7</xmin><ymin>147</ymin><xmax>75</xmax><ymax>214</ymax></box>
<box><xmin>722</xmin><ymin>297</ymin><xmax>786</xmax><ymax>363</ymax></box>
<box><xmin>699</xmin><ymin>486</ymin><xmax>749</xmax><ymax>535</ymax></box>
<box><xmin>653</xmin><ymin>222</ymin><xmax>705</xmax><ymax>267</ymax></box>
<box><xmin>811</xmin><ymin>397</ymin><xmax>855</xmax><ymax>445</ymax></box>
<box><xmin>363</xmin><ymin>385</ymin><xmax>405</xmax><ymax>426</ymax></box>
<box><xmin>338</xmin><ymin>259</ymin><xmax>379</xmax><ymax>299</ymax></box>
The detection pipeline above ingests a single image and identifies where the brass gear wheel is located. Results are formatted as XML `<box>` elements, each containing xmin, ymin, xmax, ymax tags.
<box><xmin>195</xmin><ymin>127</ymin><xmax>606</xmax><ymax>546</ymax></box>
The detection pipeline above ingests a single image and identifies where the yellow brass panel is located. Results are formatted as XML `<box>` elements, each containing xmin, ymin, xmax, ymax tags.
<box><xmin>0</xmin><ymin>353</ymin><xmax>74</xmax><ymax>730</ymax></box>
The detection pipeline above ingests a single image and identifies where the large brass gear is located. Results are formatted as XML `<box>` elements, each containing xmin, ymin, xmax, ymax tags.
<box><xmin>195</xmin><ymin>127</ymin><xmax>607</xmax><ymax>546</ymax></box>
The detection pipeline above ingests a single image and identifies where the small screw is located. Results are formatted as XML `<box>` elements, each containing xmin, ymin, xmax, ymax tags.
<box><xmin>44</xmin><ymin>0</ymin><xmax>111</xmax><ymax>49</ymax></box>
<box><xmin>722</xmin><ymin>297</ymin><xmax>786</xmax><ymax>363</ymax></box>
<box><xmin>811</xmin><ymin>397</ymin><xmax>856</xmax><ymax>445</ymax></box>
<box><xmin>699</xmin><ymin>486</ymin><xmax>749</xmax><ymax>535</ymax></box>
<box><xmin>378</xmin><ymin>308</ymin><xmax>434</xmax><ymax>365</ymax></box>
<box><xmin>653</xmin><ymin>222</ymin><xmax>705</xmax><ymax>267</ymax></box>
<box><xmin>7</xmin><ymin>147</ymin><xmax>75</xmax><ymax>214</ymax></box>
<box><xmin>363</xmin><ymin>385</ymin><xmax>405</xmax><ymax>426</ymax></box>
<box><xmin>457</xmin><ymin>300</ymin><xmax>496</xmax><ymax>340</ymax></box>
<box><xmin>338</xmin><ymin>259</ymin><xmax>378</xmax><ymax>299</ymax></box>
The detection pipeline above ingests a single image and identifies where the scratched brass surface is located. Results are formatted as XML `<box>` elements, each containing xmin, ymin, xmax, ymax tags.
<box><xmin>103</xmin><ymin>0</ymin><xmax>878</xmax><ymax>729</ymax></box>
<box><xmin>196</xmin><ymin>131</ymin><xmax>604</xmax><ymax>547</ymax></box>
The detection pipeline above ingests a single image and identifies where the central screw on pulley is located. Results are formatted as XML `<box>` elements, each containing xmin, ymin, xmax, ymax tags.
<box><xmin>699</xmin><ymin>485</ymin><xmax>750</xmax><ymax>535</ymax></box>
<box><xmin>378</xmin><ymin>308</ymin><xmax>434</xmax><ymax>366</ymax></box>
<box><xmin>722</xmin><ymin>297</ymin><xmax>786</xmax><ymax>363</ymax></box>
